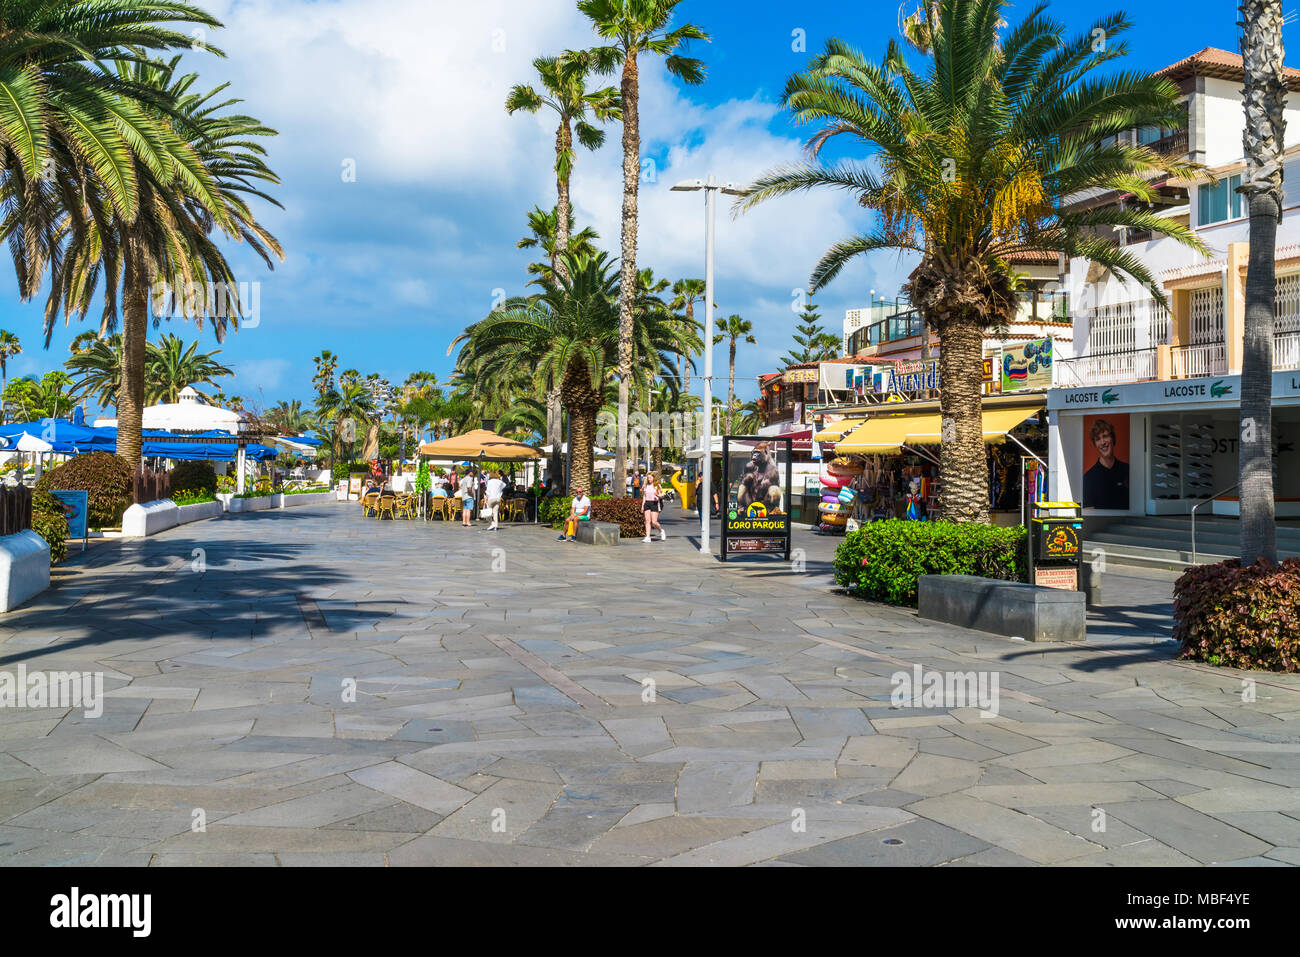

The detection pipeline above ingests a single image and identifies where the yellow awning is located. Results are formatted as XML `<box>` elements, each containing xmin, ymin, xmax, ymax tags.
<box><xmin>418</xmin><ymin>429</ymin><xmax>541</xmax><ymax>459</ymax></box>
<box><xmin>835</xmin><ymin>406</ymin><xmax>1041</xmax><ymax>454</ymax></box>
<box><xmin>814</xmin><ymin>418</ymin><xmax>866</xmax><ymax>443</ymax></box>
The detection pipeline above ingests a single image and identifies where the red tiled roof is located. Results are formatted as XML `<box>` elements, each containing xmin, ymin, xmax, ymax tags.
<box><xmin>1006</xmin><ymin>250</ymin><xmax>1060</xmax><ymax>265</ymax></box>
<box><xmin>1156</xmin><ymin>47</ymin><xmax>1300</xmax><ymax>90</ymax></box>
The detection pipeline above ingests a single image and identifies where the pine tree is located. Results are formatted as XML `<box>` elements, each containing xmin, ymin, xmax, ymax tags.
<box><xmin>780</xmin><ymin>303</ymin><xmax>840</xmax><ymax>367</ymax></box>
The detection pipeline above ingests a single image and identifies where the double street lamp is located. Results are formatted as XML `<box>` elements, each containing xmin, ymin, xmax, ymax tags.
<box><xmin>671</xmin><ymin>175</ymin><xmax>744</xmax><ymax>557</ymax></box>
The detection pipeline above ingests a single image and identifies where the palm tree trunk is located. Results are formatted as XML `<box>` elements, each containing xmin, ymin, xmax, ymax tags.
<box><xmin>546</xmin><ymin>380</ymin><xmax>563</xmax><ymax>488</ymax></box>
<box><xmin>683</xmin><ymin>300</ymin><xmax>694</xmax><ymax>393</ymax></box>
<box><xmin>554</xmin><ymin>120</ymin><xmax>573</xmax><ymax>281</ymax></box>
<box><xmin>1240</xmin><ymin>0</ymin><xmax>1284</xmax><ymax>566</ymax></box>
<box><xmin>117</xmin><ymin>239</ymin><xmax>148</xmax><ymax>471</ymax></box>
<box><xmin>614</xmin><ymin>52</ymin><xmax>641</xmax><ymax>498</ymax></box>
<box><xmin>569</xmin><ymin>401</ymin><xmax>598</xmax><ymax>497</ymax></box>
<box><xmin>936</xmin><ymin>314</ymin><xmax>988</xmax><ymax>523</ymax></box>
<box><xmin>727</xmin><ymin>338</ymin><xmax>737</xmax><ymax>434</ymax></box>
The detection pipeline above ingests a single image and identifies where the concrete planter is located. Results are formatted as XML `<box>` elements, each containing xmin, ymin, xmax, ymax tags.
<box><xmin>0</xmin><ymin>530</ymin><xmax>50</xmax><ymax>612</ymax></box>
<box><xmin>176</xmin><ymin>500</ymin><xmax>223</xmax><ymax>525</ymax></box>
<box><xmin>222</xmin><ymin>494</ymin><xmax>273</xmax><ymax>513</ymax></box>
<box><xmin>280</xmin><ymin>491</ymin><xmax>336</xmax><ymax>508</ymax></box>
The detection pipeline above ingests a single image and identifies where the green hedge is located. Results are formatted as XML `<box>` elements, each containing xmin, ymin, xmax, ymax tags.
<box><xmin>833</xmin><ymin>520</ymin><xmax>1028</xmax><ymax>607</ymax></box>
<box><xmin>1175</xmin><ymin>558</ymin><xmax>1300</xmax><ymax>672</ymax></box>
<box><xmin>32</xmin><ymin>489</ymin><xmax>69</xmax><ymax>566</ymax></box>
<box><xmin>170</xmin><ymin>461</ymin><xmax>217</xmax><ymax>498</ymax></box>
<box><xmin>35</xmin><ymin>452</ymin><xmax>134</xmax><ymax>529</ymax></box>
<box><xmin>538</xmin><ymin>495</ymin><xmax>571</xmax><ymax>528</ymax></box>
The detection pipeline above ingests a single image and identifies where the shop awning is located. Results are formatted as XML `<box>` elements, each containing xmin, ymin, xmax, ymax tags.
<box><xmin>836</xmin><ymin>405</ymin><xmax>1042</xmax><ymax>454</ymax></box>
<box><xmin>814</xmin><ymin>418</ymin><xmax>866</xmax><ymax>443</ymax></box>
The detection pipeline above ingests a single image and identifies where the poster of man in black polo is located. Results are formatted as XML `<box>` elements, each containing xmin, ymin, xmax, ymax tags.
<box><xmin>1083</xmin><ymin>415</ymin><xmax>1130</xmax><ymax>510</ymax></box>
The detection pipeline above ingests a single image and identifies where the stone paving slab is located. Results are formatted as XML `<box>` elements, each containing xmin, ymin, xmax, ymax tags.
<box><xmin>1</xmin><ymin>504</ymin><xmax>1298</xmax><ymax>866</ymax></box>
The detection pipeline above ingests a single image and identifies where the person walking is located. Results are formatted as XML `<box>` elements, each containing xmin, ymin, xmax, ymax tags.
<box><xmin>458</xmin><ymin>471</ymin><xmax>475</xmax><ymax>527</ymax></box>
<box><xmin>642</xmin><ymin>472</ymin><xmax>665</xmax><ymax>542</ymax></box>
<box><xmin>485</xmin><ymin>471</ymin><xmax>506</xmax><ymax>531</ymax></box>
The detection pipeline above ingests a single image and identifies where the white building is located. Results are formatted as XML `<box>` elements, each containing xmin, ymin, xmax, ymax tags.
<box><xmin>1049</xmin><ymin>47</ymin><xmax>1300</xmax><ymax>527</ymax></box>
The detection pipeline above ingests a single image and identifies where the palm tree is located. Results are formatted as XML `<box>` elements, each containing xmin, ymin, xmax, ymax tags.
<box><xmin>738</xmin><ymin>0</ymin><xmax>1206</xmax><ymax>521</ymax></box>
<box><xmin>0</xmin><ymin>330</ymin><xmax>20</xmax><ymax>421</ymax></box>
<box><xmin>148</xmin><ymin>333</ymin><xmax>233</xmax><ymax>403</ymax></box>
<box><xmin>0</xmin><ymin>1</ymin><xmax>224</xmax><ymax>304</ymax></box>
<box><xmin>670</xmin><ymin>278</ymin><xmax>706</xmax><ymax>392</ymax></box>
<box><xmin>65</xmin><ymin>335</ymin><xmax>125</xmax><ymax>409</ymax></box>
<box><xmin>462</xmin><ymin>250</ymin><xmax>677</xmax><ymax>493</ymax></box>
<box><xmin>1</xmin><ymin>371</ymin><xmax>75</xmax><ymax>421</ymax></box>
<box><xmin>41</xmin><ymin>56</ymin><xmax>283</xmax><ymax>469</ymax></box>
<box><xmin>713</xmin><ymin>314</ymin><xmax>754</xmax><ymax>433</ymax></box>
<box><xmin>506</xmin><ymin>54</ymin><xmax>620</xmax><ymax>281</ymax></box>
<box><xmin>316</xmin><ymin>381</ymin><xmax>374</xmax><ymax>464</ymax></box>
<box><xmin>580</xmin><ymin>0</ymin><xmax>709</xmax><ymax>496</ymax></box>
<box><xmin>312</xmin><ymin>351</ymin><xmax>339</xmax><ymax>397</ymax></box>
<box><xmin>1240</xmin><ymin>0</ymin><xmax>1285</xmax><ymax>566</ymax></box>
<box><xmin>507</xmin><ymin>54</ymin><xmax>618</xmax><ymax>492</ymax></box>
<box><xmin>517</xmin><ymin>206</ymin><xmax>601</xmax><ymax>281</ymax></box>
<box><xmin>266</xmin><ymin>399</ymin><xmax>313</xmax><ymax>434</ymax></box>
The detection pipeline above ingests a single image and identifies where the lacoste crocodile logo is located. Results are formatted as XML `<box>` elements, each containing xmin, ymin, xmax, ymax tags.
<box><xmin>1211</xmin><ymin>380</ymin><xmax>1233</xmax><ymax>398</ymax></box>
<box><xmin>1101</xmin><ymin>388</ymin><xmax>1119</xmax><ymax>405</ymax></box>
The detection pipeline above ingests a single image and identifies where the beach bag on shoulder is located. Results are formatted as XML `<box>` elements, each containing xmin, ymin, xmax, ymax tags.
<box><xmin>837</xmin><ymin>487</ymin><xmax>856</xmax><ymax>505</ymax></box>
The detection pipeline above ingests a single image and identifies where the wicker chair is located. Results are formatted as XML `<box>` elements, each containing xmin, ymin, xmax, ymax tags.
<box><xmin>361</xmin><ymin>491</ymin><xmax>380</xmax><ymax>517</ymax></box>
<box><xmin>376</xmin><ymin>493</ymin><xmax>397</xmax><ymax>520</ymax></box>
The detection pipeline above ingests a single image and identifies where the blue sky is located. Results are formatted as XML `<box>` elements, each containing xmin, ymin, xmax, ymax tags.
<box><xmin>0</xmin><ymin>0</ymin><xmax>1273</xmax><ymax>419</ymax></box>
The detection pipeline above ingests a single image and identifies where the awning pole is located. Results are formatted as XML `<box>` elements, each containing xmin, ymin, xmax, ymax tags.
<box><xmin>1006</xmin><ymin>432</ymin><xmax>1046</xmax><ymax>468</ymax></box>
<box><xmin>900</xmin><ymin>444</ymin><xmax>942</xmax><ymax>466</ymax></box>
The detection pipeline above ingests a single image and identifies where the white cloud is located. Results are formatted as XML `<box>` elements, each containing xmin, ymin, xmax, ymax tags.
<box><xmin>192</xmin><ymin>0</ymin><xmax>918</xmax><ymax>400</ymax></box>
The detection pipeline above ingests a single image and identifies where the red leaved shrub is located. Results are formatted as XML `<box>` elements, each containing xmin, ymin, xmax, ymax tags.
<box><xmin>590</xmin><ymin>496</ymin><xmax>645</xmax><ymax>538</ymax></box>
<box><xmin>1174</xmin><ymin>558</ymin><xmax>1300</xmax><ymax>672</ymax></box>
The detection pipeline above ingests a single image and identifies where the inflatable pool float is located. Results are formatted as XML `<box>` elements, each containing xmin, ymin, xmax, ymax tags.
<box><xmin>820</xmin><ymin>513</ymin><xmax>848</xmax><ymax>526</ymax></box>
<box><xmin>820</xmin><ymin>458</ymin><xmax>863</xmax><ymax>489</ymax></box>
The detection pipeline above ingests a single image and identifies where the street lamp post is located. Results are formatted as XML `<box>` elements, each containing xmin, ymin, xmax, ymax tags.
<box><xmin>671</xmin><ymin>175</ymin><xmax>744</xmax><ymax>557</ymax></box>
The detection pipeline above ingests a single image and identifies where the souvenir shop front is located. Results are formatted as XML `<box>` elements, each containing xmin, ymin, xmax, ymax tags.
<box><xmin>812</xmin><ymin>395</ymin><xmax>1048</xmax><ymax>532</ymax></box>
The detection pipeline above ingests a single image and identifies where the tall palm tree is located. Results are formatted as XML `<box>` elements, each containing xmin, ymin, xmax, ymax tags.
<box><xmin>670</xmin><ymin>277</ymin><xmax>705</xmax><ymax>392</ymax></box>
<box><xmin>713</xmin><ymin>314</ymin><xmax>754</xmax><ymax>433</ymax></box>
<box><xmin>0</xmin><ymin>330</ymin><xmax>20</xmax><ymax>421</ymax></box>
<box><xmin>266</xmin><ymin>398</ymin><xmax>313</xmax><ymax>434</ymax></box>
<box><xmin>65</xmin><ymin>334</ymin><xmax>125</xmax><ymax>409</ymax></box>
<box><xmin>1239</xmin><ymin>0</ymin><xmax>1285</xmax><ymax>566</ymax></box>
<box><xmin>316</xmin><ymin>381</ymin><xmax>374</xmax><ymax>464</ymax></box>
<box><xmin>41</xmin><ymin>56</ymin><xmax>282</xmax><ymax>469</ymax></box>
<box><xmin>580</xmin><ymin>0</ymin><xmax>709</xmax><ymax>495</ymax></box>
<box><xmin>507</xmin><ymin>54</ymin><xmax>618</xmax><ymax>491</ymax></box>
<box><xmin>738</xmin><ymin>0</ymin><xmax>1205</xmax><ymax>521</ymax></box>
<box><xmin>506</xmin><ymin>53</ymin><xmax>620</xmax><ymax>281</ymax></box>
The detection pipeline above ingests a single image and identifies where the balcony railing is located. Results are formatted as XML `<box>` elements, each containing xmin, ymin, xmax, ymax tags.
<box><xmin>1274</xmin><ymin>332</ymin><xmax>1300</xmax><ymax>371</ymax></box>
<box><xmin>1170</xmin><ymin>342</ymin><xmax>1228</xmax><ymax>379</ymax></box>
<box><xmin>1056</xmin><ymin>348</ymin><xmax>1158</xmax><ymax>387</ymax></box>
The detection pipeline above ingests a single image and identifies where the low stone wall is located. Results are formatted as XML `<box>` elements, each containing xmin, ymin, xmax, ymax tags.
<box><xmin>279</xmin><ymin>491</ymin><xmax>336</xmax><ymax>508</ymax></box>
<box><xmin>917</xmin><ymin>574</ymin><xmax>1085</xmax><ymax>643</ymax></box>
<box><xmin>0</xmin><ymin>530</ymin><xmax>50</xmax><ymax>612</ymax></box>
<box><xmin>123</xmin><ymin>498</ymin><xmax>223</xmax><ymax>537</ymax></box>
<box><xmin>575</xmin><ymin>521</ymin><xmax>620</xmax><ymax>545</ymax></box>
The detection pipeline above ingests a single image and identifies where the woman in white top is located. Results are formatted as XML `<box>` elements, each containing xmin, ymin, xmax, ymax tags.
<box><xmin>641</xmin><ymin>472</ymin><xmax>665</xmax><ymax>542</ymax></box>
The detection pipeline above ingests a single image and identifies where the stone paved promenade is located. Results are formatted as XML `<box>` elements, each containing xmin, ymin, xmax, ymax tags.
<box><xmin>1</xmin><ymin>502</ymin><xmax>1298</xmax><ymax>866</ymax></box>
